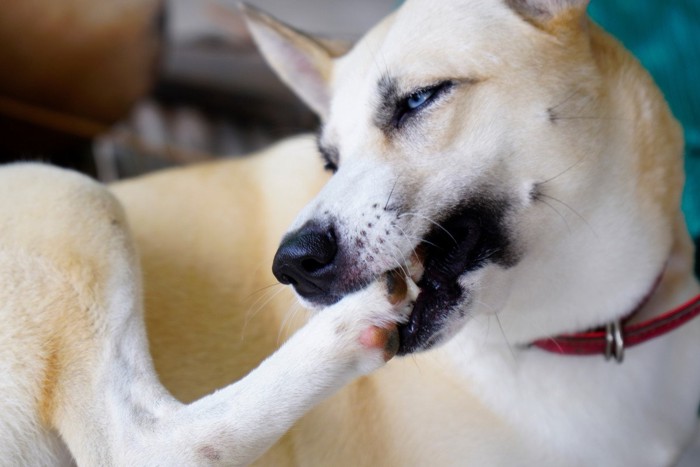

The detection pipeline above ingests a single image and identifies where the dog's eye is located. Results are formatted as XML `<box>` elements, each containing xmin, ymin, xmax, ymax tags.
<box><xmin>396</xmin><ymin>81</ymin><xmax>453</xmax><ymax>129</ymax></box>
<box><xmin>407</xmin><ymin>89</ymin><xmax>435</xmax><ymax>110</ymax></box>
<box><xmin>406</xmin><ymin>86</ymin><xmax>440</xmax><ymax>110</ymax></box>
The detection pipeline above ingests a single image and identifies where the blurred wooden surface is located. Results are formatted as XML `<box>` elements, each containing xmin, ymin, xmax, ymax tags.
<box><xmin>0</xmin><ymin>0</ymin><xmax>164</xmax><ymax>163</ymax></box>
<box><xmin>0</xmin><ymin>0</ymin><xmax>394</xmax><ymax>178</ymax></box>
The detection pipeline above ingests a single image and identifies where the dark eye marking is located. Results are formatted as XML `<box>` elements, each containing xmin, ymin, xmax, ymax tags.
<box><xmin>317</xmin><ymin>137</ymin><xmax>339</xmax><ymax>173</ymax></box>
<box><xmin>374</xmin><ymin>75</ymin><xmax>456</xmax><ymax>133</ymax></box>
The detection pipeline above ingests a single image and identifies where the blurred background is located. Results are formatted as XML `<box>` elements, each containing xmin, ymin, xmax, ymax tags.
<box><xmin>0</xmin><ymin>0</ymin><xmax>697</xmax><ymax>261</ymax></box>
<box><xmin>0</xmin><ymin>0</ymin><xmax>397</xmax><ymax>181</ymax></box>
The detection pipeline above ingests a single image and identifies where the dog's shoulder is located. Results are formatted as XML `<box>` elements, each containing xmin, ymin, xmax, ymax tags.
<box><xmin>0</xmin><ymin>162</ymin><xmax>133</xmax><ymax>300</ymax></box>
<box><xmin>0</xmin><ymin>163</ymin><xmax>137</xmax><ymax>453</ymax></box>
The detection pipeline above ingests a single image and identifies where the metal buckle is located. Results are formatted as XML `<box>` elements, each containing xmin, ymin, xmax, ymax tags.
<box><xmin>604</xmin><ymin>319</ymin><xmax>624</xmax><ymax>363</ymax></box>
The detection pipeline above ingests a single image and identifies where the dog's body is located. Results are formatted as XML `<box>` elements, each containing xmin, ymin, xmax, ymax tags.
<box><xmin>2</xmin><ymin>0</ymin><xmax>700</xmax><ymax>465</ymax></box>
<box><xmin>239</xmin><ymin>0</ymin><xmax>700</xmax><ymax>464</ymax></box>
<box><xmin>0</xmin><ymin>143</ymin><xmax>413</xmax><ymax>465</ymax></box>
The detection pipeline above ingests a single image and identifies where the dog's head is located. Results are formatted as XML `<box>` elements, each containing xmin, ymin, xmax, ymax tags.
<box><xmin>244</xmin><ymin>0</ymin><xmax>684</xmax><ymax>354</ymax></box>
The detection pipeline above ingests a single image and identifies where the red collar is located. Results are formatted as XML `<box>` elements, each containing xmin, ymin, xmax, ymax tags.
<box><xmin>531</xmin><ymin>279</ymin><xmax>700</xmax><ymax>363</ymax></box>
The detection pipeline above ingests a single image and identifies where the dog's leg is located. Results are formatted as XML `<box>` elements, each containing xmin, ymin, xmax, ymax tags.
<box><xmin>0</xmin><ymin>163</ymin><xmax>182</xmax><ymax>465</ymax></box>
<box><xmin>61</xmin><ymin>264</ymin><xmax>408</xmax><ymax>466</ymax></box>
<box><xmin>143</xmin><ymin>282</ymin><xmax>409</xmax><ymax>465</ymax></box>
<box><xmin>0</xmin><ymin>164</ymin><xmax>409</xmax><ymax>465</ymax></box>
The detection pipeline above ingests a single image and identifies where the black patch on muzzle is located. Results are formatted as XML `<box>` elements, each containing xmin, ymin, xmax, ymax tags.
<box><xmin>397</xmin><ymin>197</ymin><xmax>518</xmax><ymax>354</ymax></box>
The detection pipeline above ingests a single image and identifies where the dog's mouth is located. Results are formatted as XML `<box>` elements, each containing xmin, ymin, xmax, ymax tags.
<box><xmin>397</xmin><ymin>206</ymin><xmax>497</xmax><ymax>355</ymax></box>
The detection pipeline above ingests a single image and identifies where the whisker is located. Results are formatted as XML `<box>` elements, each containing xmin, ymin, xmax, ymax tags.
<box><xmin>388</xmin><ymin>221</ymin><xmax>421</xmax><ymax>261</ymax></box>
<box><xmin>410</xmin><ymin>354</ymin><xmax>424</xmax><ymax>374</ymax></box>
<box><xmin>244</xmin><ymin>283</ymin><xmax>285</xmax><ymax>321</ymax></box>
<box><xmin>242</xmin><ymin>285</ymin><xmax>288</xmax><ymax>340</ymax></box>
<box><xmin>548</xmin><ymin>90</ymin><xmax>579</xmax><ymax>112</ymax></box>
<box><xmin>277</xmin><ymin>301</ymin><xmax>306</xmax><ymax>346</ymax></box>
<box><xmin>384</xmin><ymin>177</ymin><xmax>399</xmax><ymax>210</ymax></box>
<box><xmin>494</xmin><ymin>313</ymin><xmax>517</xmax><ymax>363</ymax></box>
<box><xmin>243</xmin><ymin>282</ymin><xmax>283</xmax><ymax>302</ymax></box>
<box><xmin>385</xmin><ymin>246</ymin><xmax>411</xmax><ymax>278</ymax></box>
<box><xmin>536</xmin><ymin>196</ymin><xmax>571</xmax><ymax>233</ymax></box>
<box><xmin>392</xmin><ymin>223</ymin><xmax>423</xmax><ymax>250</ymax></box>
<box><xmin>543</xmin><ymin>336</ymin><xmax>565</xmax><ymax>353</ymax></box>
<box><xmin>538</xmin><ymin>193</ymin><xmax>598</xmax><ymax>238</ymax></box>
<box><xmin>537</xmin><ymin>156</ymin><xmax>587</xmax><ymax>186</ymax></box>
<box><xmin>393</xmin><ymin>222</ymin><xmax>440</xmax><ymax>250</ymax></box>
<box><xmin>397</xmin><ymin>212</ymin><xmax>457</xmax><ymax>246</ymax></box>
<box><xmin>382</xmin><ymin>233</ymin><xmax>414</xmax><ymax>274</ymax></box>
<box><xmin>552</xmin><ymin>115</ymin><xmax>631</xmax><ymax>122</ymax></box>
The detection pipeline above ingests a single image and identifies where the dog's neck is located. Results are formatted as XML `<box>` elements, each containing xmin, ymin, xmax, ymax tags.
<box><xmin>462</xmin><ymin>219</ymin><xmax>686</xmax><ymax>349</ymax></box>
<box><xmin>530</xmin><ymin>251</ymin><xmax>700</xmax><ymax>360</ymax></box>
<box><xmin>456</xmin><ymin>213</ymin><xmax>699</xmax><ymax>353</ymax></box>
<box><xmin>436</xmin><ymin>217</ymin><xmax>700</xmax><ymax>462</ymax></box>
<box><xmin>625</xmin><ymin>217</ymin><xmax>700</xmax><ymax>325</ymax></box>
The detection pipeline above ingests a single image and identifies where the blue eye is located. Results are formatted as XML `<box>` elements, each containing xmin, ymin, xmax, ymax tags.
<box><xmin>393</xmin><ymin>81</ymin><xmax>454</xmax><ymax>129</ymax></box>
<box><xmin>407</xmin><ymin>89</ymin><xmax>435</xmax><ymax>110</ymax></box>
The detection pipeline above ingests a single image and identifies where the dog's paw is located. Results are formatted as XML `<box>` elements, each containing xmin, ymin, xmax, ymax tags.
<box><xmin>308</xmin><ymin>271</ymin><xmax>418</xmax><ymax>375</ymax></box>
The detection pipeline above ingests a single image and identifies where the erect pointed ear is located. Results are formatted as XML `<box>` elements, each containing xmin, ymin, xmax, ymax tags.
<box><xmin>240</xmin><ymin>3</ymin><xmax>348</xmax><ymax>118</ymax></box>
<box><xmin>506</xmin><ymin>0</ymin><xmax>590</xmax><ymax>31</ymax></box>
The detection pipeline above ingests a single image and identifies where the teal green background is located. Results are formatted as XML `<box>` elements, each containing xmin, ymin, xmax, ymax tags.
<box><xmin>588</xmin><ymin>1</ymin><xmax>700</xmax><ymax>243</ymax></box>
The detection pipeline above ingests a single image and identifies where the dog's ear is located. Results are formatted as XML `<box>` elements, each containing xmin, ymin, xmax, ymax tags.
<box><xmin>506</xmin><ymin>0</ymin><xmax>590</xmax><ymax>31</ymax></box>
<box><xmin>240</xmin><ymin>3</ymin><xmax>346</xmax><ymax>118</ymax></box>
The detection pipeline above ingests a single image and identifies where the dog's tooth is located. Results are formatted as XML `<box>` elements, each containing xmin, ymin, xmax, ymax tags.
<box><xmin>386</xmin><ymin>269</ymin><xmax>408</xmax><ymax>305</ymax></box>
<box><xmin>408</xmin><ymin>263</ymin><xmax>425</xmax><ymax>284</ymax></box>
<box><xmin>408</xmin><ymin>249</ymin><xmax>426</xmax><ymax>283</ymax></box>
<box><xmin>385</xmin><ymin>269</ymin><xmax>420</xmax><ymax>312</ymax></box>
<box><xmin>405</xmin><ymin>275</ymin><xmax>420</xmax><ymax>302</ymax></box>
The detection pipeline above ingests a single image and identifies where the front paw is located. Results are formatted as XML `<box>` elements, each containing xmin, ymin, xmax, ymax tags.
<box><xmin>316</xmin><ymin>270</ymin><xmax>417</xmax><ymax>374</ymax></box>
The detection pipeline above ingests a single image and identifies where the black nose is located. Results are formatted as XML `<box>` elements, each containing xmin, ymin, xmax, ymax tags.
<box><xmin>272</xmin><ymin>222</ymin><xmax>338</xmax><ymax>300</ymax></box>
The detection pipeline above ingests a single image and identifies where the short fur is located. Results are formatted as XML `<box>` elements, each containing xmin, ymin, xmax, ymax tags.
<box><xmin>0</xmin><ymin>146</ymin><xmax>413</xmax><ymax>465</ymax></box>
<box><xmin>244</xmin><ymin>0</ymin><xmax>700</xmax><ymax>464</ymax></box>
<box><xmin>2</xmin><ymin>0</ymin><xmax>699</xmax><ymax>465</ymax></box>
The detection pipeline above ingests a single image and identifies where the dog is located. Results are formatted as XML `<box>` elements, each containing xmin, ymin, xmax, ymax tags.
<box><xmin>239</xmin><ymin>0</ymin><xmax>700</xmax><ymax>464</ymax></box>
<box><xmin>2</xmin><ymin>0</ymin><xmax>700</xmax><ymax>465</ymax></box>
<box><xmin>0</xmin><ymin>155</ymin><xmax>415</xmax><ymax>465</ymax></box>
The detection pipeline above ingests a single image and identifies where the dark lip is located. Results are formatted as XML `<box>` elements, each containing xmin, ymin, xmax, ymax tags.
<box><xmin>282</xmin><ymin>198</ymin><xmax>515</xmax><ymax>353</ymax></box>
<box><xmin>396</xmin><ymin>209</ymin><xmax>481</xmax><ymax>354</ymax></box>
<box><xmin>396</xmin><ymin>200</ymin><xmax>514</xmax><ymax>355</ymax></box>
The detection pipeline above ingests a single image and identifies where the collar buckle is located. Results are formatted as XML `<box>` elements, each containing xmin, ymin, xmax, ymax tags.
<box><xmin>604</xmin><ymin>319</ymin><xmax>625</xmax><ymax>363</ymax></box>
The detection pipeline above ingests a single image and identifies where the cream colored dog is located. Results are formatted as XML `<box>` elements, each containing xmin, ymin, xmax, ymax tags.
<box><xmin>0</xmin><ymin>159</ymin><xmax>418</xmax><ymax>465</ymax></box>
<box><xmin>2</xmin><ymin>0</ymin><xmax>700</xmax><ymax>465</ymax></box>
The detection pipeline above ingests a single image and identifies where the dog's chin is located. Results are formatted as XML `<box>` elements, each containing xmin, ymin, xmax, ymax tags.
<box><xmin>397</xmin><ymin>207</ymin><xmax>491</xmax><ymax>355</ymax></box>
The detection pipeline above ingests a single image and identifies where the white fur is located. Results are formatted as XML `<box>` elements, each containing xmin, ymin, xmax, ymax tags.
<box><xmin>4</xmin><ymin>0</ymin><xmax>700</xmax><ymax>464</ymax></box>
<box><xmin>251</xmin><ymin>0</ymin><xmax>700</xmax><ymax>464</ymax></box>
<box><xmin>0</xmin><ymin>163</ymin><xmax>411</xmax><ymax>465</ymax></box>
